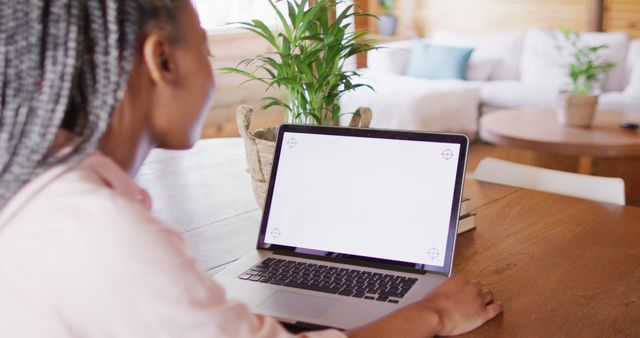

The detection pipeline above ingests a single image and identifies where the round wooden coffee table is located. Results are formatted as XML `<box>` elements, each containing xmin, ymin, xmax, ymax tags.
<box><xmin>480</xmin><ymin>108</ymin><xmax>640</xmax><ymax>205</ymax></box>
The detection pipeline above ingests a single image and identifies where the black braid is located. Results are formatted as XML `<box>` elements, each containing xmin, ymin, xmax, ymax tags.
<box><xmin>0</xmin><ymin>0</ymin><xmax>183</xmax><ymax>209</ymax></box>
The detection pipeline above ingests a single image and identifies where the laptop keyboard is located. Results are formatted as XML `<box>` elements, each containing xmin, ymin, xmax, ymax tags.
<box><xmin>238</xmin><ymin>258</ymin><xmax>418</xmax><ymax>303</ymax></box>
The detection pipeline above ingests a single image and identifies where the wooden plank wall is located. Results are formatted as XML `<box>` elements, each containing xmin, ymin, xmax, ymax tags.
<box><xmin>367</xmin><ymin>0</ymin><xmax>640</xmax><ymax>37</ymax></box>
<box><xmin>203</xmin><ymin>33</ymin><xmax>285</xmax><ymax>139</ymax></box>
<box><xmin>369</xmin><ymin>0</ymin><xmax>591</xmax><ymax>36</ymax></box>
<box><xmin>605</xmin><ymin>0</ymin><xmax>640</xmax><ymax>38</ymax></box>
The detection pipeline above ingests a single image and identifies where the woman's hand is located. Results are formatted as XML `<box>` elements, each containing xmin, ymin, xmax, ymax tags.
<box><xmin>421</xmin><ymin>274</ymin><xmax>503</xmax><ymax>336</ymax></box>
<box><xmin>346</xmin><ymin>274</ymin><xmax>502</xmax><ymax>338</ymax></box>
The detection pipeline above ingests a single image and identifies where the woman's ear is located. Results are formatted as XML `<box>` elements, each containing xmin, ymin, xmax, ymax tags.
<box><xmin>142</xmin><ymin>32</ymin><xmax>178</xmax><ymax>85</ymax></box>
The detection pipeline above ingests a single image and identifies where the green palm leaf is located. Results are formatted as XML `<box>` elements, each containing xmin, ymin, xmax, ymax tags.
<box><xmin>219</xmin><ymin>0</ymin><xmax>376</xmax><ymax>125</ymax></box>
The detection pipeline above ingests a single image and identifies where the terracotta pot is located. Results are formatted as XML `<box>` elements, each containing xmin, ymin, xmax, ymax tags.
<box><xmin>236</xmin><ymin>105</ymin><xmax>372</xmax><ymax>209</ymax></box>
<box><xmin>556</xmin><ymin>93</ymin><xmax>599</xmax><ymax>128</ymax></box>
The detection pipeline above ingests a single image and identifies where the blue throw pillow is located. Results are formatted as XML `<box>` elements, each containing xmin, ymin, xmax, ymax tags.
<box><xmin>405</xmin><ymin>41</ymin><xmax>474</xmax><ymax>80</ymax></box>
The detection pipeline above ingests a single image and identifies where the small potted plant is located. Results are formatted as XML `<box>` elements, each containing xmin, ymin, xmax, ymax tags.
<box><xmin>377</xmin><ymin>0</ymin><xmax>397</xmax><ymax>36</ymax></box>
<box><xmin>556</xmin><ymin>30</ymin><xmax>616</xmax><ymax>128</ymax></box>
<box><xmin>221</xmin><ymin>0</ymin><xmax>375</xmax><ymax>207</ymax></box>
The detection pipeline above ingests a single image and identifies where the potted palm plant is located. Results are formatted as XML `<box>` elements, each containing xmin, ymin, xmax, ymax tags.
<box><xmin>556</xmin><ymin>30</ymin><xmax>616</xmax><ymax>128</ymax></box>
<box><xmin>377</xmin><ymin>0</ymin><xmax>397</xmax><ymax>36</ymax></box>
<box><xmin>221</xmin><ymin>0</ymin><xmax>375</xmax><ymax>207</ymax></box>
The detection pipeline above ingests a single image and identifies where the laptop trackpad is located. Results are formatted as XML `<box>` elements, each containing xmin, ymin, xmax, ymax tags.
<box><xmin>257</xmin><ymin>291</ymin><xmax>338</xmax><ymax>318</ymax></box>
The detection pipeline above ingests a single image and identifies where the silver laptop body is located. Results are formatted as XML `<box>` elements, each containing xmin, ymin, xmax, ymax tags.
<box><xmin>215</xmin><ymin>125</ymin><xmax>469</xmax><ymax>331</ymax></box>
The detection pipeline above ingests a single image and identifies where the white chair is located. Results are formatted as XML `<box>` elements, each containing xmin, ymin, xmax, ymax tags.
<box><xmin>470</xmin><ymin>157</ymin><xmax>626</xmax><ymax>206</ymax></box>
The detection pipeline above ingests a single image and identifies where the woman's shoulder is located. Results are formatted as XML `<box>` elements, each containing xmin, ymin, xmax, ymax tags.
<box><xmin>0</xmin><ymin>153</ymin><xmax>221</xmax><ymax>336</ymax></box>
<box><xmin>0</xmin><ymin>151</ymin><xmax>164</xmax><ymax>243</ymax></box>
<box><xmin>0</xmin><ymin>151</ymin><xmax>186</xmax><ymax>276</ymax></box>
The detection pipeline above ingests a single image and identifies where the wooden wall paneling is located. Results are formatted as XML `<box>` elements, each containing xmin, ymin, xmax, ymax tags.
<box><xmin>604</xmin><ymin>0</ymin><xmax>640</xmax><ymax>38</ymax></box>
<box><xmin>205</xmin><ymin>32</ymin><xmax>285</xmax><ymax>139</ymax></box>
<box><xmin>367</xmin><ymin>0</ymin><xmax>593</xmax><ymax>37</ymax></box>
<box><xmin>367</xmin><ymin>0</ymin><xmax>639</xmax><ymax>38</ymax></box>
<box><xmin>398</xmin><ymin>0</ymin><xmax>591</xmax><ymax>36</ymax></box>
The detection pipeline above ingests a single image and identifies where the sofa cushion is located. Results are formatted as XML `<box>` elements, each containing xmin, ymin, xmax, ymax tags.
<box><xmin>406</xmin><ymin>41</ymin><xmax>474</xmax><ymax>80</ymax></box>
<box><xmin>480</xmin><ymin>81</ymin><xmax>640</xmax><ymax>114</ymax></box>
<box><xmin>367</xmin><ymin>40</ymin><xmax>414</xmax><ymax>75</ymax></box>
<box><xmin>624</xmin><ymin>40</ymin><xmax>640</xmax><ymax>96</ymax></box>
<box><xmin>431</xmin><ymin>30</ymin><xmax>525</xmax><ymax>81</ymax></box>
<box><xmin>521</xmin><ymin>28</ymin><xmax>629</xmax><ymax>93</ymax></box>
<box><xmin>626</xmin><ymin>62</ymin><xmax>640</xmax><ymax>96</ymax></box>
<box><xmin>480</xmin><ymin>81</ymin><xmax>559</xmax><ymax>109</ymax></box>
<box><xmin>599</xmin><ymin>92</ymin><xmax>640</xmax><ymax>114</ymax></box>
<box><xmin>340</xmin><ymin>71</ymin><xmax>481</xmax><ymax>138</ymax></box>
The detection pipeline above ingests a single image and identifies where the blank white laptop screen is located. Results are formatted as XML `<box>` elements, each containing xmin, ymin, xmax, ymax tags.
<box><xmin>263</xmin><ymin>131</ymin><xmax>461</xmax><ymax>268</ymax></box>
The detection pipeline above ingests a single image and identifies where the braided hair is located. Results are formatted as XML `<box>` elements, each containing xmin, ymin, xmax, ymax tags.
<box><xmin>0</xmin><ymin>0</ymin><xmax>183</xmax><ymax>209</ymax></box>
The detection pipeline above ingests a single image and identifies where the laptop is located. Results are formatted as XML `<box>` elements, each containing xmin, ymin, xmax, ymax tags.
<box><xmin>215</xmin><ymin>124</ymin><xmax>469</xmax><ymax>331</ymax></box>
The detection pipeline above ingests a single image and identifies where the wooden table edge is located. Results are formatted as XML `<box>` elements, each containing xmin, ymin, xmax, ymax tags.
<box><xmin>479</xmin><ymin>127</ymin><xmax>640</xmax><ymax>158</ymax></box>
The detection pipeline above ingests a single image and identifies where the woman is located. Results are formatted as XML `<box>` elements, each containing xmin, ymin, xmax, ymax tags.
<box><xmin>0</xmin><ymin>1</ymin><xmax>502</xmax><ymax>337</ymax></box>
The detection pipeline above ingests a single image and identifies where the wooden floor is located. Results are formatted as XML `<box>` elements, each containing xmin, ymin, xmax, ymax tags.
<box><xmin>467</xmin><ymin>142</ymin><xmax>506</xmax><ymax>172</ymax></box>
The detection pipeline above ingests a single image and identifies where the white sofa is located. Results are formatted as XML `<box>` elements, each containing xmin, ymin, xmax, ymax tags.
<box><xmin>341</xmin><ymin>28</ymin><xmax>640</xmax><ymax>138</ymax></box>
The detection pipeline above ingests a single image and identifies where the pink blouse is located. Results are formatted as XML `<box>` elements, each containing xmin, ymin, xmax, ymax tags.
<box><xmin>0</xmin><ymin>151</ymin><xmax>346</xmax><ymax>338</ymax></box>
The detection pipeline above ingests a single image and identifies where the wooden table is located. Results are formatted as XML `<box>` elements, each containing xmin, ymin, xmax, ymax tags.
<box><xmin>480</xmin><ymin>108</ymin><xmax>640</xmax><ymax>206</ymax></box>
<box><xmin>136</xmin><ymin>138</ymin><xmax>640</xmax><ymax>337</ymax></box>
